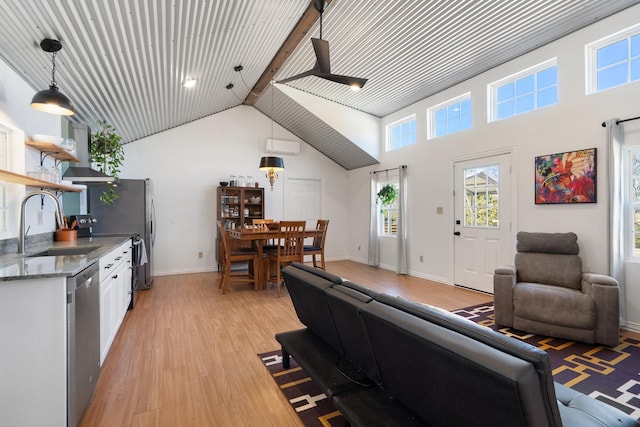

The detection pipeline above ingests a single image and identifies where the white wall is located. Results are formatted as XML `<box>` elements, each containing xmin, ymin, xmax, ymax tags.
<box><xmin>0</xmin><ymin>57</ymin><xmax>62</xmax><ymax>240</ymax></box>
<box><xmin>121</xmin><ymin>105</ymin><xmax>349</xmax><ymax>275</ymax></box>
<box><xmin>347</xmin><ymin>5</ymin><xmax>640</xmax><ymax>325</ymax></box>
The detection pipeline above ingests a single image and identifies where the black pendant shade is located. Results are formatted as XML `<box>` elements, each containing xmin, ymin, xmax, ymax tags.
<box><xmin>31</xmin><ymin>84</ymin><xmax>74</xmax><ymax>116</ymax></box>
<box><xmin>30</xmin><ymin>38</ymin><xmax>74</xmax><ymax>116</ymax></box>
<box><xmin>259</xmin><ymin>156</ymin><xmax>285</xmax><ymax>171</ymax></box>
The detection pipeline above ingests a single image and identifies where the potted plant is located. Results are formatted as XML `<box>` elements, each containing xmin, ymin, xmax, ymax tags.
<box><xmin>376</xmin><ymin>183</ymin><xmax>398</xmax><ymax>206</ymax></box>
<box><xmin>90</xmin><ymin>120</ymin><xmax>125</xmax><ymax>204</ymax></box>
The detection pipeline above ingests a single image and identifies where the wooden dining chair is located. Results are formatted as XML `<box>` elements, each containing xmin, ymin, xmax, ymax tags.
<box><xmin>252</xmin><ymin>218</ymin><xmax>274</xmax><ymax>229</ymax></box>
<box><xmin>217</xmin><ymin>220</ymin><xmax>259</xmax><ymax>293</ymax></box>
<box><xmin>303</xmin><ymin>219</ymin><xmax>329</xmax><ymax>270</ymax></box>
<box><xmin>265</xmin><ymin>220</ymin><xmax>306</xmax><ymax>297</ymax></box>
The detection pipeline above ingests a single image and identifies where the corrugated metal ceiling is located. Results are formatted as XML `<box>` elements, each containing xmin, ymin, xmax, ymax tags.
<box><xmin>0</xmin><ymin>0</ymin><xmax>636</xmax><ymax>170</ymax></box>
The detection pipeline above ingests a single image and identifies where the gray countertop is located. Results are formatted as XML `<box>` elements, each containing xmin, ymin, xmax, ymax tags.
<box><xmin>0</xmin><ymin>235</ymin><xmax>132</xmax><ymax>281</ymax></box>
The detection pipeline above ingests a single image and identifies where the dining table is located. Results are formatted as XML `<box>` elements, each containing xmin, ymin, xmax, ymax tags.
<box><xmin>227</xmin><ymin>226</ymin><xmax>322</xmax><ymax>290</ymax></box>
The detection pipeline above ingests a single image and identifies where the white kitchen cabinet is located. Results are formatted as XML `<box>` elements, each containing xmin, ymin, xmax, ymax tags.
<box><xmin>99</xmin><ymin>240</ymin><xmax>132</xmax><ymax>365</ymax></box>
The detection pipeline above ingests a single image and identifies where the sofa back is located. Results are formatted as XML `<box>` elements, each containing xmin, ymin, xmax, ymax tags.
<box><xmin>516</xmin><ymin>231</ymin><xmax>582</xmax><ymax>290</ymax></box>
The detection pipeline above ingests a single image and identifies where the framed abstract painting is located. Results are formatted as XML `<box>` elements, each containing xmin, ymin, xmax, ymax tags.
<box><xmin>535</xmin><ymin>148</ymin><xmax>597</xmax><ymax>204</ymax></box>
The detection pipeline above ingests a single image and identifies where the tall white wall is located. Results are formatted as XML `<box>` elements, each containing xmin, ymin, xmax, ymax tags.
<box><xmin>0</xmin><ymin>57</ymin><xmax>62</xmax><ymax>240</ymax></box>
<box><xmin>121</xmin><ymin>105</ymin><xmax>349</xmax><ymax>275</ymax></box>
<box><xmin>347</xmin><ymin>6</ymin><xmax>640</xmax><ymax>325</ymax></box>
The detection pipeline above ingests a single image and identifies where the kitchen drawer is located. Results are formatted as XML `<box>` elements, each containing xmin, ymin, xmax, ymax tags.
<box><xmin>99</xmin><ymin>240</ymin><xmax>132</xmax><ymax>283</ymax></box>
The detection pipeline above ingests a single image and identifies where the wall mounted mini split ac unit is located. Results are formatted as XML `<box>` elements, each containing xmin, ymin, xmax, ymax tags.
<box><xmin>265</xmin><ymin>138</ymin><xmax>301</xmax><ymax>155</ymax></box>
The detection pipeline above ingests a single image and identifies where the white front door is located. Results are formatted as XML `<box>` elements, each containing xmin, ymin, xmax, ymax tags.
<box><xmin>453</xmin><ymin>153</ymin><xmax>513</xmax><ymax>293</ymax></box>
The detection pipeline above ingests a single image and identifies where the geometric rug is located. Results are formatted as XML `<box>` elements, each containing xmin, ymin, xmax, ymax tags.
<box><xmin>452</xmin><ymin>303</ymin><xmax>640</xmax><ymax>420</ymax></box>
<box><xmin>259</xmin><ymin>350</ymin><xmax>345</xmax><ymax>427</ymax></box>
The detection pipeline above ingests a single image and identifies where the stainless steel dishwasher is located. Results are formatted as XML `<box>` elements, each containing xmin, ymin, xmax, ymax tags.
<box><xmin>67</xmin><ymin>262</ymin><xmax>100</xmax><ymax>427</ymax></box>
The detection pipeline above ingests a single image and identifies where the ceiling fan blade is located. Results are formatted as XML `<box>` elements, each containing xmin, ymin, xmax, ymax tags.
<box><xmin>317</xmin><ymin>73</ymin><xmax>368</xmax><ymax>89</ymax></box>
<box><xmin>276</xmin><ymin>68</ymin><xmax>319</xmax><ymax>84</ymax></box>
<box><xmin>311</xmin><ymin>38</ymin><xmax>331</xmax><ymax>74</ymax></box>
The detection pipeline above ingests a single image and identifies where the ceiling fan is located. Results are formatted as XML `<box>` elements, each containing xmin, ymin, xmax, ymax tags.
<box><xmin>277</xmin><ymin>0</ymin><xmax>368</xmax><ymax>90</ymax></box>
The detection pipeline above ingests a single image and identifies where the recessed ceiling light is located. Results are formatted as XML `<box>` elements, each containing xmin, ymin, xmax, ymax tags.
<box><xmin>183</xmin><ymin>78</ymin><xmax>197</xmax><ymax>88</ymax></box>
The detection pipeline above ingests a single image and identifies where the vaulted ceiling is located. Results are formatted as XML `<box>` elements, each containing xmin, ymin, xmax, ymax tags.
<box><xmin>0</xmin><ymin>0</ymin><xmax>636</xmax><ymax>169</ymax></box>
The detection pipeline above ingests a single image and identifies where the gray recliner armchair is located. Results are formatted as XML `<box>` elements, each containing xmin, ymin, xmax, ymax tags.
<box><xmin>494</xmin><ymin>231</ymin><xmax>620</xmax><ymax>347</ymax></box>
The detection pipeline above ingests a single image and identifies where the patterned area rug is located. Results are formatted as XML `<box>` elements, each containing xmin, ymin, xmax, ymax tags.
<box><xmin>259</xmin><ymin>351</ymin><xmax>345</xmax><ymax>426</ymax></box>
<box><xmin>261</xmin><ymin>304</ymin><xmax>640</xmax><ymax>425</ymax></box>
<box><xmin>452</xmin><ymin>303</ymin><xmax>640</xmax><ymax>420</ymax></box>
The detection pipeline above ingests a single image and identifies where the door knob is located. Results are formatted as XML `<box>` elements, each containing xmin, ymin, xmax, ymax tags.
<box><xmin>453</xmin><ymin>232</ymin><xmax>461</xmax><ymax>236</ymax></box>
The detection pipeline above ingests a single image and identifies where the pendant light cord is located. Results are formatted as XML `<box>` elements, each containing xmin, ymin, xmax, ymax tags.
<box><xmin>270</xmin><ymin>81</ymin><xmax>274</xmax><ymax>152</ymax></box>
<box><xmin>50</xmin><ymin>51</ymin><xmax>58</xmax><ymax>87</ymax></box>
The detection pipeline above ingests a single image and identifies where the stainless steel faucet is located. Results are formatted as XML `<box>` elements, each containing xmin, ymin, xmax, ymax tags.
<box><xmin>18</xmin><ymin>190</ymin><xmax>64</xmax><ymax>254</ymax></box>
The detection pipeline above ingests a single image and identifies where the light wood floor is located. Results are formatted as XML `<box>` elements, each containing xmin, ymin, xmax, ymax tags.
<box><xmin>79</xmin><ymin>261</ymin><xmax>491</xmax><ymax>426</ymax></box>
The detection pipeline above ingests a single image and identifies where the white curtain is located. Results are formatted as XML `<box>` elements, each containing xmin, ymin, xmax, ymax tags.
<box><xmin>368</xmin><ymin>171</ymin><xmax>379</xmax><ymax>266</ymax></box>
<box><xmin>606</xmin><ymin>118</ymin><xmax>625</xmax><ymax>318</ymax></box>
<box><xmin>396</xmin><ymin>165</ymin><xmax>408</xmax><ymax>274</ymax></box>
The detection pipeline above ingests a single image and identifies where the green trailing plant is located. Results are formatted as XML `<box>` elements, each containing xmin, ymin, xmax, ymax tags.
<box><xmin>377</xmin><ymin>183</ymin><xmax>398</xmax><ymax>206</ymax></box>
<box><xmin>90</xmin><ymin>120</ymin><xmax>125</xmax><ymax>204</ymax></box>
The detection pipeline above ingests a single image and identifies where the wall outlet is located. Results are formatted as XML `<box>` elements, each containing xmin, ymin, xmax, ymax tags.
<box><xmin>419</xmin><ymin>255</ymin><xmax>424</xmax><ymax>263</ymax></box>
<box><xmin>198</xmin><ymin>251</ymin><xmax>203</xmax><ymax>259</ymax></box>
<box><xmin>357</xmin><ymin>244</ymin><xmax>361</xmax><ymax>251</ymax></box>
<box><xmin>436</xmin><ymin>207</ymin><xmax>443</xmax><ymax>215</ymax></box>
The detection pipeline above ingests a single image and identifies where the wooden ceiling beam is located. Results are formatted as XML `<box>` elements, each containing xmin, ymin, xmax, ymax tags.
<box><xmin>243</xmin><ymin>0</ymin><xmax>332</xmax><ymax>106</ymax></box>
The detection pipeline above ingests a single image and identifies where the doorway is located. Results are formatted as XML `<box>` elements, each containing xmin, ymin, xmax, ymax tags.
<box><xmin>453</xmin><ymin>152</ymin><xmax>513</xmax><ymax>293</ymax></box>
<box><xmin>284</xmin><ymin>178</ymin><xmax>321</xmax><ymax>227</ymax></box>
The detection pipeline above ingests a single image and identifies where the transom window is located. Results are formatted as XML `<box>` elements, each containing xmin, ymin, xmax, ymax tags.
<box><xmin>464</xmin><ymin>165</ymin><xmax>499</xmax><ymax>228</ymax></box>
<box><xmin>386</xmin><ymin>115</ymin><xmax>416</xmax><ymax>151</ymax></box>
<box><xmin>586</xmin><ymin>24</ymin><xmax>640</xmax><ymax>94</ymax></box>
<box><xmin>488</xmin><ymin>59</ymin><xmax>558</xmax><ymax>122</ymax></box>
<box><xmin>428</xmin><ymin>94</ymin><xmax>471</xmax><ymax>139</ymax></box>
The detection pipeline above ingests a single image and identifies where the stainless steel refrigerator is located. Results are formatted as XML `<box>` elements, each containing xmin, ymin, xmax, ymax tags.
<box><xmin>88</xmin><ymin>178</ymin><xmax>155</xmax><ymax>290</ymax></box>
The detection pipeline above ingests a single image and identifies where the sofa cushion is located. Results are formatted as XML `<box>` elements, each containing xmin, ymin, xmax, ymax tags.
<box><xmin>281</xmin><ymin>263</ymin><xmax>344</xmax><ymax>352</ymax></box>
<box><xmin>514</xmin><ymin>283</ymin><xmax>596</xmax><ymax>329</ymax></box>
<box><xmin>515</xmin><ymin>252</ymin><xmax>583</xmax><ymax>290</ymax></box>
<box><xmin>324</xmin><ymin>283</ymin><xmax>380</xmax><ymax>384</ymax></box>
<box><xmin>517</xmin><ymin>231</ymin><xmax>579</xmax><ymax>255</ymax></box>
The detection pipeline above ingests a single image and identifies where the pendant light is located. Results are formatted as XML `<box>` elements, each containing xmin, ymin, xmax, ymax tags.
<box><xmin>259</xmin><ymin>81</ymin><xmax>284</xmax><ymax>190</ymax></box>
<box><xmin>30</xmin><ymin>39</ymin><xmax>74</xmax><ymax>116</ymax></box>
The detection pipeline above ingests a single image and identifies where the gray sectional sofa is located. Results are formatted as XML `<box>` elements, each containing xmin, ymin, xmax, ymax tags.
<box><xmin>276</xmin><ymin>262</ymin><xmax>639</xmax><ymax>427</ymax></box>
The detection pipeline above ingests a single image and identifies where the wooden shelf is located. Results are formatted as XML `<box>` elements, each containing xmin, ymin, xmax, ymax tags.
<box><xmin>25</xmin><ymin>141</ymin><xmax>80</xmax><ymax>162</ymax></box>
<box><xmin>0</xmin><ymin>169</ymin><xmax>82</xmax><ymax>192</ymax></box>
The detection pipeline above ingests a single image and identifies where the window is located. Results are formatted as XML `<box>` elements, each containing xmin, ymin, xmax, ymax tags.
<box><xmin>386</xmin><ymin>115</ymin><xmax>416</xmax><ymax>151</ymax></box>
<box><xmin>586</xmin><ymin>24</ymin><xmax>640</xmax><ymax>94</ymax></box>
<box><xmin>464</xmin><ymin>165</ymin><xmax>499</xmax><ymax>228</ymax></box>
<box><xmin>488</xmin><ymin>59</ymin><xmax>558</xmax><ymax>122</ymax></box>
<box><xmin>630</xmin><ymin>148</ymin><xmax>640</xmax><ymax>257</ymax></box>
<box><xmin>377</xmin><ymin>180</ymin><xmax>399</xmax><ymax>236</ymax></box>
<box><xmin>428</xmin><ymin>94</ymin><xmax>471</xmax><ymax>139</ymax></box>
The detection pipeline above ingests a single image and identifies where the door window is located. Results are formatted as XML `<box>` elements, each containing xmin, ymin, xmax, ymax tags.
<box><xmin>463</xmin><ymin>165</ymin><xmax>499</xmax><ymax>228</ymax></box>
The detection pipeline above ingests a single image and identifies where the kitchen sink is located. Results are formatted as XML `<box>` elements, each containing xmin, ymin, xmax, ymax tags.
<box><xmin>26</xmin><ymin>246</ymin><xmax>101</xmax><ymax>257</ymax></box>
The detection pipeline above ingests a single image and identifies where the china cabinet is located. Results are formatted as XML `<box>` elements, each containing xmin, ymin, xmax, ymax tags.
<box><xmin>216</xmin><ymin>185</ymin><xmax>264</xmax><ymax>267</ymax></box>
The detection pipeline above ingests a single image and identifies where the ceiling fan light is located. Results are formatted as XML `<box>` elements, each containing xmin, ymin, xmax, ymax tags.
<box><xmin>30</xmin><ymin>85</ymin><xmax>74</xmax><ymax>116</ymax></box>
